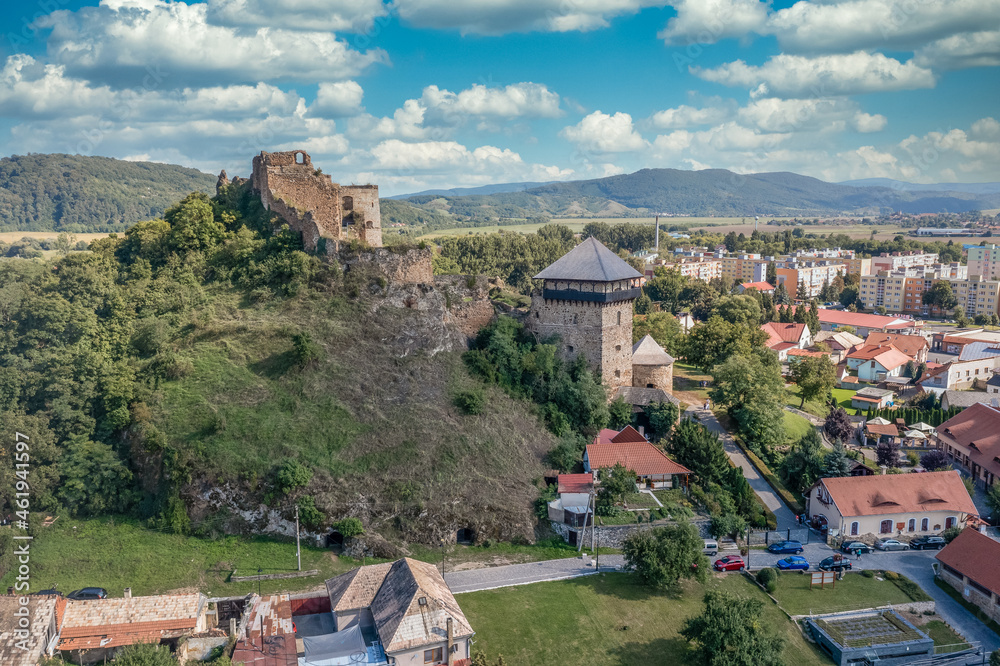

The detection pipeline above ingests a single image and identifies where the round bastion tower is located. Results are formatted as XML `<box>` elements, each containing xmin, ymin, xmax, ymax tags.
<box><xmin>526</xmin><ymin>237</ymin><xmax>643</xmax><ymax>393</ymax></box>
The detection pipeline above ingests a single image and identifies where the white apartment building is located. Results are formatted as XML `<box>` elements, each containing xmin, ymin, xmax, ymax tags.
<box><xmin>967</xmin><ymin>244</ymin><xmax>1000</xmax><ymax>280</ymax></box>
<box><xmin>870</xmin><ymin>251</ymin><xmax>939</xmax><ymax>272</ymax></box>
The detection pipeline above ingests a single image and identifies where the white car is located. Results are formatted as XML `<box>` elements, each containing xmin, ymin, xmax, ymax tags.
<box><xmin>875</xmin><ymin>538</ymin><xmax>908</xmax><ymax>551</ymax></box>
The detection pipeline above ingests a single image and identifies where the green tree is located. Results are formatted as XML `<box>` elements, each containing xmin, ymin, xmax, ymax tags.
<box><xmin>274</xmin><ymin>460</ymin><xmax>312</xmax><ymax>494</ymax></box>
<box><xmin>779</xmin><ymin>429</ymin><xmax>825</xmax><ymax>493</ymax></box>
<box><xmin>986</xmin><ymin>483</ymin><xmax>1000</xmax><ymax>520</ymax></box>
<box><xmin>954</xmin><ymin>306</ymin><xmax>969</xmax><ymax>328</ymax></box>
<box><xmin>823</xmin><ymin>441</ymin><xmax>854</xmax><ymax>477</ymax></box>
<box><xmin>58</xmin><ymin>435</ymin><xmax>134</xmax><ymax>516</ymax></box>
<box><xmin>633</xmin><ymin>291</ymin><xmax>653</xmax><ymax>314</ymax></box>
<box><xmin>990</xmin><ymin>648</ymin><xmax>1000</xmax><ymax>666</ymax></box>
<box><xmin>333</xmin><ymin>517</ymin><xmax>364</xmax><ymax>538</ymax></box>
<box><xmin>839</xmin><ymin>285</ymin><xmax>859</xmax><ymax>308</ymax></box>
<box><xmin>164</xmin><ymin>191</ymin><xmax>225</xmax><ymax>253</ymax></box>
<box><xmin>622</xmin><ymin>522</ymin><xmax>707</xmax><ymax>590</ymax></box>
<box><xmin>710</xmin><ymin>354</ymin><xmax>786</xmax><ymax>453</ymax></box>
<box><xmin>685</xmin><ymin>316</ymin><xmax>767</xmax><ymax>374</ymax></box>
<box><xmin>668</xmin><ymin>420</ymin><xmax>728</xmax><ymax>486</ymax></box>
<box><xmin>681</xmin><ymin>591</ymin><xmax>785</xmax><ymax>666</ymax></box>
<box><xmin>608</xmin><ymin>398</ymin><xmax>633</xmax><ymax>430</ymax></box>
<box><xmin>297</xmin><ymin>495</ymin><xmax>326</xmax><ymax>529</ymax></box>
<box><xmin>632</xmin><ymin>311</ymin><xmax>683</xmax><ymax>356</ymax></box>
<box><xmin>711</xmin><ymin>295</ymin><xmax>762</xmax><ymax>327</ymax></box>
<box><xmin>790</xmin><ymin>354</ymin><xmax>836</xmax><ymax>409</ymax></box>
<box><xmin>597</xmin><ymin>463</ymin><xmax>636</xmax><ymax>514</ymax></box>
<box><xmin>111</xmin><ymin>642</ymin><xmax>178</xmax><ymax>666</ymax></box>
<box><xmin>923</xmin><ymin>280</ymin><xmax>959</xmax><ymax>312</ymax></box>
<box><xmin>647</xmin><ymin>401</ymin><xmax>680</xmax><ymax>439</ymax></box>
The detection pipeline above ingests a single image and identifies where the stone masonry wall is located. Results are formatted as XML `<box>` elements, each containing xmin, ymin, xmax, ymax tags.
<box><xmin>339</xmin><ymin>247</ymin><xmax>434</xmax><ymax>284</ymax></box>
<box><xmin>341</xmin><ymin>185</ymin><xmax>382</xmax><ymax>246</ymax></box>
<box><xmin>633</xmin><ymin>363</ymin><xmax>673</xmax><ymax>391</ymax></box>
<box><xmin>552</xmin><ymin>518</ymin><xmax>711</xmax><ymax>548</ymax></box>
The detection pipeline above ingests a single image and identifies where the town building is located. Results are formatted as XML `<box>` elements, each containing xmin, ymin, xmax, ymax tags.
<box><xmin>932</xmin><ymin>328</ymin><xmax>1000</xmax><ymax>354</ymax></box>
<box><xmin>935</xmin><ymin>402</ymin><xmax>1000</xmax><ymax>489</ymax></box>
<box><xmin>845</xmin><ymin>345</ymin><xmax>911</xmax><ymax>382</ymax></box>
<box><xmin>863</xmin><ymin>333</ymin><xmax>929</xmax><ymax>363</ymax></box>
<box><xmin>718</xmin><ymin>253</ymin><xmax>769</xmax><ymax>283</ymax></box>
<box><xmin>805</xmin><ymin>470</ymin><xmax>976</xmax><ymax>538</ymax></box>
<box><xmin>940</xmin><ymin>390</ymin><xmax>1000</xmax><ymax>411</ymax></box>
<box><xmin>966</xmin><ymin>243</ymin><xmax>1000</xmax><ymax>279</ymax></box>
<box><xmin>808</xmin><ymin>309</ymin><xmax>918</xmax><ymax>337</ymax></box>
<box><xmin>807</xmin><ymin>610</ymin><xmax>933</xmax><ymax>666</ymax></box>
<box><xmin>657</xmin><ymin>257</ymin><xmax>723</xmax><ymax>282</ymax></box>
<box><xmin>584</xmin><ymin>426</ymin><xmax>692</xmax><ymax>490</ymax></box>
<box><xmin>935</xmin><ymin>527</ymin><xmax>1000</xmax><ymax>624</ymax></box>
<box><xmin>323</xmin><ymin>558</ymin><xmax>475</xmax><ymax>666</ymax></box>
<box><xmin>813</xmin><ymin>330</ymin><xmax>864</xmax><ymax>363</ymax></box>
<box><xmin>0</xmin><ymin>596</ymin><xmax>63</xmax><ymax>666</ymax></box>
<box><xmin>774</xmin><ymin>259</ymin><xmax>847</xmax><ymax>298</ymax></box>
<box><xmin>919</xmin><ymin>356</ymin><xmax>1000</xmax><ymax>392</ymax></box>
<box><xmin>869</xmin><ymin>251</ymin><xmax>939</xmax><ymax>273</ymax></box>
<box><xmin>761</xmin><ymin>322</ymin><xmax>812</xmax><ymax>361</ymax></box>
<box><xmin>858</xmin><ymin>264</ymin><xmax>967</xmax><ymax>316</ymax></box>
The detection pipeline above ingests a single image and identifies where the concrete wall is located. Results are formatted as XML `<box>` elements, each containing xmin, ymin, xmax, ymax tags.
<box><xmin>389</xmin><ymin>637</ymin><xmax>470</xmax><ymax>666</ymax></box>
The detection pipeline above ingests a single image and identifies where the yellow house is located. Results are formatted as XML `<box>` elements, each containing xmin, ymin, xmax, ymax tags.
<box><xmin>805</xmin><ymin>470</ymin><xmax>977</xmax><ymax>540</ymax></box>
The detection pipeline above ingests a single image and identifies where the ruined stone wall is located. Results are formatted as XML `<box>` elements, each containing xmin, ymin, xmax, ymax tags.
<box><xmin>633</xmin><ymin>364</ymin><xmax>673</xmax><ymax>391</ymax></box>
<box><xmin>339</xmin><ymin>247</ymin><xmax>434</xmax><ymax>284</ymax></box>
<box><xmin>341</xmin><ymin>185</ymin><xmax>382</xmax><ymax>246</ymax></box>
<box><xmin>526</xmin><ymin>290</ymin><xmax>634</xmax><ymax>393</ymax></box>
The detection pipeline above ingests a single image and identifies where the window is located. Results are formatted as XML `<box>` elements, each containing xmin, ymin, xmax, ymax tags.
<box><xmin>880</xmin><ymin>519</ymin><xmax>893</xmax><ymax>534</ymax></box>
<box><xmin>851</xmin><ymin>522</ymin><xmax>859</xmax><ymax>536</ymax></box>
<box><xmin>614</xmin><ymin>370</ymin><xmax>621</xmax><ymax>378</ymax></box>
<box><xmin>945</xmin><ymin>516</ymin><xmax>956</xmax><ymax>529</ymax></box>
<box><xmin>617</xmin><ymin>312</ymin><xmax>622</xmax><ymax>325</ymax></box>
<box><xmin>908</xmin><ymin>519</ymin><xmax>915</xmax><ymax>532</ymax></box>
<box><xmin>921</xmin><ymin>517</ymin><xmax>929</xmax><ymax>531</ymax></box>
<box><xmin>615</xmin><ymin>345</ymin><xmax>621</xmax><ymax>351</ymax></box>
<box><xmin>424</xmin><ymin>648</ymin><xmax>444</xmax><ymax>664</ymax></box>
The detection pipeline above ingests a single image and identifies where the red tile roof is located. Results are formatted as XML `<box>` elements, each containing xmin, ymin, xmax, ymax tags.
<box><xmin>232</xmin><ymin>595</ymin><xmax>296</xmax><ymax>666</ymax></box>
<box><xmin>611</xmin><ymin>425</ymin><xmax>647</xmax><ymax>443</ymax></box>
<box><xmin>773</xmin><ymin>341</ymin><xmax>797</xmax><ymax>352</ymax></box>
<box><xmin>740</xmin><ymin>281</ymin><xmax>774</xmax><ymax>291</ymax></box>
<box><xmin>937</xmin><ymin>402</ymin><xmax>1000</xmax><ymax>479</ymax></box>
<box><xmin>787</xmin><ymin>348</ymin><xmax>828</xmax><ymax>358</ymax></box>
<box><xmin>936</xmin><ymin>528</ymin><xmax>1000</xmax><ymax>597</ymax></box>
<box><xmin>586</xmin><ymin>440</ymin><xmax>692</xmax><ymax>477</ymax></box>
<box><xmin>816</xmin><ymin>470</ymin><xmax>977</xmax><ymax>518</ymax></box>
<box><xmin>58</xmin><ymin>594</ymin><xmax>203</xmax><ymax>651</ymax></box>
<box><xmin>814</xmin><ymin>309</ymin><xmax>908</xmax><ymax>329</ymax></box>
<box><xmin>847</xmin><ymin>344</ymin><xmax>898</xmax><ymax>361</ymax></box>
<box><xmin>762</xmin><ymin>322</ymin><xmax>807</xmax><ymax>348</ymax></box>
<box><xmin>865</xmin><ymin>333</ymin><xmax>928</xmax><ymax>358</ymax></box>
<box><xmin>558</xmin><ymin>473</ymin><xmax>594</xmax><ymax>494</ymax></box>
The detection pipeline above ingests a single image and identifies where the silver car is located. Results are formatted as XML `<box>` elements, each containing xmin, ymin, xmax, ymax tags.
<box><xmin>875</xmin><ymin>538</ymin><xmax>908</xmax><ymax>551</ymax></box>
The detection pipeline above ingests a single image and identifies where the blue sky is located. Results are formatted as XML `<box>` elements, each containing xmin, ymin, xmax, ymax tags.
<box><xmin>0</xmin><ymin>0</ymin><xmax>997</xmax><ymax>195</ymax></box>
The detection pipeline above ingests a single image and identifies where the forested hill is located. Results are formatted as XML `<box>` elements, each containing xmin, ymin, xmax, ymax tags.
<box><xmin>403</xmin><ymin>168</ymin><xmax>1000</xmax><ymax>219</ymax></box>
<box><xmin>0</xmin><ymin>154</ymin><xmax>216</xmax><ymax>232</ymax></box>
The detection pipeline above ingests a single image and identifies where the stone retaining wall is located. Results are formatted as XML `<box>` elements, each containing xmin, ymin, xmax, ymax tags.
<box><xmin>551</xmin><ymin>518</ymin><xmax>711</xmax><ymax>548</ymax></box>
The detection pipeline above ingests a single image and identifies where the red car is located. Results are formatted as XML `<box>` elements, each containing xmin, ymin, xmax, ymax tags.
<box><xmin>713</xmin><ymin>555</ymin><xmax>745</xmax><ymax>572</ymax></box>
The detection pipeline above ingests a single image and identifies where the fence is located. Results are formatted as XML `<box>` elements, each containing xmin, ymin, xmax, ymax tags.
<box><xmin>748</xmin><ymin>527</ymin><xmax>811</xmax><ymax>546</ymax></box>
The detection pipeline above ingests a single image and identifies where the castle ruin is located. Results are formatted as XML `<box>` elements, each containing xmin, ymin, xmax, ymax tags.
<box><xmin>222</xmin><ymin>150</ymin><xmax>381</xmax><ymax>252</ymax></box>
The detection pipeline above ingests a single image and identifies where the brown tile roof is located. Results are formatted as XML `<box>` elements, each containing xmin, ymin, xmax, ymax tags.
<box><xmin>557</xmin><ymin>473</ymin><xmax>593</xmax><ymax>494</ymax></box>
<box><xmin>936</xmin><ymin>528</ymin><xmax>1000</xmax><ymax>597</ymax></box>
<box><xmin>865</xmin><ymin>333</ymin><xmax>928</xmax><ymax>358</ymax></box>
<box><xmin>59</xmin><ymin>594</ymin><xmax>204</xmax><ymax>651</ymax></box>
<box><xmin>848</xmin><ymin>344</ymin><xmax>898</xmax><ymax>360</ymax></box>
<box><xmin>937</xmin><ymin>402</ymin><xmax>1000</xmax><ymax>479</ymax></box>
<box><xmin>610</xmin><ymin>425</ymin><xmax>647</xmax><ymax>444</ymax></box>
<box><xmin>586</xmin><ymin>440</ymin><xmax>692</xmax><ymax>477</ymax></box>
<box><xmin>762</xmin><ymin>322</ymin><xmax>807</xmax><ymax>348</ymax></box>
<box><xmin>865</xmin><ymin>423</ymin><xmax>899</xmax><ymax>437</ymax></box>
<box><xmin>0</xmin><ymin>596</ymin><xmax>58</xmax><ymax>666</ymax></box>
<box><xmin>370</xmin><ymin>558</ymin><xmax>474</xmax><ymax>655</ymax></box>
<box><xmin>325</xmin><ymin>562</ymin><xmax>392</xmax><ymax>612</ymax></box>
<box><xmin>817</xmin><ymin>470</ymin><xmax>977</xmax><ymax>518</ymax></box>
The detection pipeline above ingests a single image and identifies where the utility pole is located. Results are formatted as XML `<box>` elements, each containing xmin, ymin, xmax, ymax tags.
<box><xmin>746</xmin><ymin>527</ymin><xmax>751</xmax><ymax>570</ymax></box>
<box><xmin>295</xmin><ymin>504</ymin><xmax>301</xmax><ymax>571</ymax></box>
<box><xmin>654</xmin><ymin>215</ymin><xmax>660</xmax><ymax>252</ymax></box>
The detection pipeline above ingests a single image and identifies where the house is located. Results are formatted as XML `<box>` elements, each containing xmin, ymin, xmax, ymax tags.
<box><xmin>736</xmin><ymin>280</ymin><xmax>774</xmax><ymax>294</ymax></box>
<box><xmin>851</xmin><ymin>387</ymin><xmax>894</xmax><ymax>410</ymax></box>
<box><xmin>847</xmin><ymin>460</ymin><xmax>876</xmax><ymax>476</ymax></box>
<box><xmin>59</xmin><ymin>593</ymin><xmax>209</xmax><ymax>664</ymax></box>
<box><xmin>547</xmin><ymin>473</ymin><xmax>594</xmax><ymax>546</ymax></box>
<box><xmin>0</xmin><ymin>595</ymin><xmax>64</xmax><ymax>666</ymax></box>
<box><xmin>935</xmin><ymin>402</ymin><xmax>1000</xmax><ymax>490</ymax></box>
<box><xmin>814</xmin><ymin>330</ymin><xmax>864</xmax><ymax>362</ymax></box>
<box><xmin>585</xmin><ymin>426</ymin><xmax>692</xmax><ymax>489</ymax></box>
<box><xmin>863</xmin><ymin>422</ymin><xmax>899</xmax><ymax>447</ymax></box>
<box><xmin>805</xmin><ymin>470</ymin><xmax>977</xmax><ymax>538</ymax></box>
<box><xmin>988</xmin><ymin>374</ymin><xmax>1000</xmax><ymax>394</ymax></box>
<box><xmin>864</xmin><ymin>332</ymin><xmax>930</xmax><ymax>363</ymax></box>
<box><xmin>846</xmin><ymin>345</ymin><xmax>911</xmax><ymax>382</ymax></box>
<box><xmin>935</xmin><ymin>528</ymin><xmax>1000</xmax><ymax>624</ymax></box>
<box><xmin>761</xmin><ymin>322</ymin><xmax>812</xmax><ymax>361</ymax></box>
<box><xmin>919</xmin><ymin>357</ymin><xmax>1000</xmax><ymax>392</ymax></box>
<box><xmin>940</xmin><ymin>390</ymin><xmax>1000</xmax><ymax>411</ymax></box>
<box><xmin>323</xmin><ymin>558</ymin><xmax>474</xmax><ymax>666</ymax></box>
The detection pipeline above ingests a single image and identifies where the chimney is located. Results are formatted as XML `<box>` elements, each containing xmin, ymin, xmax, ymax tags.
<box><xmin>446</xmin><ymin>617</ymin><xmax>454</xmax><ymax>666</ymax></box>
<box><xmin>124</xmin><ymin>588</ymin><xmax>132</xmax><ymax>599</ymax></box>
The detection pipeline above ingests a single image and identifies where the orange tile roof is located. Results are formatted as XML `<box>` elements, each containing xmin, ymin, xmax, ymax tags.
<box><xmin>936</xmin><ymin>528</ymin><xmax>1000</xmax><ymax>597</ymax></box>
<box><xmin>557</xmin><ymin>473</ymin><xmax>594</xmax><ymax>494</ymax></box>
<box><xmin>816</xmin><ymin>470</ymin><xmax>977</xmax><ymax>518</ymax></box>
<box><xmin>740</xmin><ymin>281</ymin><xmax>774</xmax><ymax>291</ymax></box>
<box><xmin>787</xmin><ymin>348</ymin><xmax>828</xmax><ymax>358</ymax></box>
<box><xmin>864</xmin><ymin>333</ymin><xmax>928</xmax><ymax>358</ymax></box>
<box><xmin>610</xmin><ymin>425</ymin><xmax>647</xmax><ymax>443</ymax></box>
<box><xmin>586</xmin><ymin>440</ymin><xmax>692</xmax><ymax>477</ymax></box>
<box><xmin>871</xmin><ymin>347</ymin><xmax>912</xmax><ymax>372</ymax></box>
<box><xmin>814</xmin><ymin>309</ymin><xmax>908</xmax><ymax>328</ymax></box>
<box><xmin>762</xmin><ymin>322</ymin><xmax>807</xmax><ymax>348</ymax></box>
<box><xmin>937</xmin><ymin>402</ymin><xmax>1000</xmax><ymax>479</ymax></box>
<box><xmin>847</xmin><ymin>344</ymin><xmax>898</xmax><ymax>360</ymax></box>
<box><xmin>58</xmin><ymin>594</ymin><xmax>203</xmax><ymax>651</ymax></box>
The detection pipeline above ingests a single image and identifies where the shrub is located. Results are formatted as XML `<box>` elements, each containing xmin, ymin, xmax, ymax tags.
<box><xmin>291</xmin><ymin>331</ymin><xmax>322</xmax><ymax>368</ymax></box>
<box><xmin>297</xmin><ymin>496</ymin><xmax>326</xmax><ymax>529</ymax></box>
<box><xmin>941</xmin><ymin>526</ymin><xmax>963</xmax><ymax>543</ymax></box>
<box><xmin>454</xmin><ymin>389</ymin><xmax>486</xmax><ymax>415</ymax></box>
<box><xmin>333</xmin><ymin>517</ymin><xmax>364</xmax><ymax>538</ymax></box>
<box><xmin>884</xmin><ymin>570</ymin><xmax>899</xmax><ymax>581</ymax></box>
<box><xmin>274</xmin><ymin>460</ymin><xmax>312</xmax><ymax>495</ymax></box>
<box><xmin>862</xmin><ymin>569</ymin><xmax>875</xmax><ymax>578</ymax></box>
<box><xmin>757</xmin><ymin>567</ymin><xmax>778</xmax><ymax>593</ymax></box>
<box><xmin>906</xmin><ymin>451</ymin><xmax>919</xmax><ymax>467</ymax></box>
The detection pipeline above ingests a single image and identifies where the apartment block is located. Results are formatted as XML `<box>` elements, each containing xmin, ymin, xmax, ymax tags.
<box><xmin>860</xmin><ymin>266</ymin><xmax>998</xmax><ymax>317</ymax></box>
<box><xmin>966</xmin><ymin>244</ymin><xmax>1000</xmax><ymax>279</ymax></box>
<box><xmin>775</xmin><ymin>259</ymin><xmax>847</xmax><ymax>298</ymax></box>
<box><xmin>659</xmin><ymin>258</ymin><xmax>723</xmax><ymax>282</ymax></box>
<box><xmin>869</xmin><ymin>251</ymin><xmax>939</xmax><ymax>273</ymax></box>
<box><xmin>718</xmin><ymin>253</ymin><xmax>769</xmax><ymax>283</ymax></box>
<box><xmin>846</xmin><ymin>257</ymin><xmax>871</xmax><ymax>276</ymax></box>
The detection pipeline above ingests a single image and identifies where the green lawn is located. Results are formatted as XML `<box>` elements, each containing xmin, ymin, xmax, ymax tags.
<box><xmin>786</xmin><ymin>387</ymin><xmax>857</xmax><ymax>419</ymax></box>
<box><xmin>768</xmin><ymin>571</ymin><xmax>920</xmax><ymax>615</ymax></box>
<box><xmin>459</xmin><ymin>572</ymin><xmax>828</xmax><ymax>665</ymax></box>
<box><xmin>922</xmin><ymin>619</ymin><xmax>973</xmax><ymax>653</ymax></box>
<box><xmin>673</xmin><ymin>362</ymin><xmax>711</xmax><ymax>404</ymax></box>
<box><xmin>783</xmin><ymin>411</ymin><xmax>815</xmax><ymax>443</ymax></box>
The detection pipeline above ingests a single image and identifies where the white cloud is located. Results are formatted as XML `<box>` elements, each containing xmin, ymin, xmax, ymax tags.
<box><xmin>421</xmin><ymin>83</ymin><xmax>562</xmax><ymax>119</ymax></box>
<box><xmin>393</xmin><ymin>0</ymin><xmax>665</xmax><ymax>35</ymax></box>
<box><xmin>658</xmin><ymin>0</ymin><xmax>768</xmax><ymax>45</ymax></box>
<box><xmin>36</xmin><ymin>0</ymin><xmax>387</xmax><ymax>86</ymax></box>
<box><xmin>693</xmin><ymin>52</ymin><xmax>936</xmax><ymax>98</ymax></box>
<box><xmin>914</xmin><ymin>30</ymin><xmax>1000</xmax><ymax>70</ymax></box>
<box><xmin>853</xmin><ymin>112</ymin><xmax>887</xmax><ymax>133</ymax></box>
<box><xmin>560</xmin><ymin>111</ymin><xmax>648</xmax><ymax>153</ymax></box>
<box><xmin>971</xmin><ymin>117</ymin><xmax>1000</xmax><ymax>140</ymax></box>
<box><xmin>648</xmin><ymin>103</ymin><xmax>731</xmax><ymax>129</ymax></box>
<box><xmin>205</xmin><ymin>0</ymin><xmax>386</xmax><ymax>32</ymax></box>
<box><xmin>0</xmin><ymin>55</ymin><xmax>115</xmax><ymax>118</ymax></box>
<box><xmin>309</xmin><ymin>81</ymin><xmax>365</xmax><ymax>118</ymax></box>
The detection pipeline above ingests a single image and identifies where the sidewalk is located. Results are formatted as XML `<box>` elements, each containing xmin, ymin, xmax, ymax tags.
<box><xmin>444</xmin><ymin>555</ymin><xmax>625</xmax><ymax>594</ymax></box>
<box><xmin>685</xmin><ymin>406</ymin><xmax>799</xmax><ymax>530</ymax></box>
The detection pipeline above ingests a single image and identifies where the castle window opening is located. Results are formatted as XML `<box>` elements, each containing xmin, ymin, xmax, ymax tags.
<box><xmin>617</xmin><ymin>312</ymin><xmax>621</xmax><ymax>325</ymax></box>
<box><xmin>615</xmin><ymin>345</ymin><xmax>621</xmax><ymax>351</ymax></box>
<box><xmin>614</xmin><ymin>370</ymin><xmax>621</xmax><ymax>378</ymax></box>
<box><xmin>573</xmin><ymin>314</ymin><xmax>578</xmax><ymax>324</ymax></box>
<box><xmin>568</xmin><ymin>345</ymin><xmax>574</xmax><ymax>353</ymax></box>
<box><xmin>647</xmin><ymin>384</ymin><xmax>654</xmax><ymax>388</ymax></box>
<box><xmin>295</xmin><ymin>152</ymin><xmax>305</xmax><ymax>164</ymax></box>
<box><xmin>343</xmin><ymin>195</ymin><xmax>353</xmax><ymax>210</ymax></box>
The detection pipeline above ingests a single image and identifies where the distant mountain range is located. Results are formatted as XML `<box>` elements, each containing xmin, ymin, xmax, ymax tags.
<box><xmin>400</xmin><ymin>168</ymin><xmax>1000</xmax><ymax>219</ymax></box>
<box><xmin>389</xmin><ymin>180</ymin><xmax>557</xmax><ymax>199</ymax></box>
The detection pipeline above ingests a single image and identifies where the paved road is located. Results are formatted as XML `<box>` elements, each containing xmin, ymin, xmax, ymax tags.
<box><xmin>444</xmin><ymin>555</ymin><xmax>624</xmax><ymax>594</ymax></box>
<box><xmin>685</xmin><ymin>406</ymin><xmax>799</xmax><ymax>529</ymax></box>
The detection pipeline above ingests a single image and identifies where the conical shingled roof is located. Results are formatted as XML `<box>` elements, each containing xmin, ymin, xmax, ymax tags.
<box><xmin>533</xmin><ymin>237</ymin><xmax>642</xmax><ymax>282</ymax></box>
<box><xmin>631</xmin><ymin>335</ymin><xmax>674</xmax><ymax>365</ymax></box>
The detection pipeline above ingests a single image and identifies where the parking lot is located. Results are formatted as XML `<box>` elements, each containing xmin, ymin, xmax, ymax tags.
<box><xmin>718</xmin><ymin>540</ymin><xmax>942</xmax><ymax>573</ymax></box>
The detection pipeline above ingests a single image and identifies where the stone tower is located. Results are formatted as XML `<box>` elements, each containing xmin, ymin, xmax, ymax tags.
<box><xmin>527</xmin><ymin>237</ymin><xmax>642</xmax><ymax>392</ymax></box>
<box><xmin>631</xmin><ymin>335</ymin><xmax>674</xmax><ymax>391</ymax></box>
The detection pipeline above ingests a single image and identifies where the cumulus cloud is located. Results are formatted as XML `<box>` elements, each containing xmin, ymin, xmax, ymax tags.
<box><xmin>309</xmin><ymin>81</ymin><xmax>365</xmax><ymax>118</ymax></box>
<box><xmin>648</xmin><ymin>104</ymin><xmax>731</xmax><ymax>129</ymax></box>
<box><xmin>914</xmin><ymin>30</ymin><xmax>1000</xmax><ymax>70</ymax></box>
<box><xmin>393</xmin><ymin>0</ymin><xmax>664</xmax><ymax>35</ymax></box>
<box><xmin>853</xmin><ymin>112</ymin><xmax>887</xmax><ymax>133</ymax></box>
<box><xmin>658</xmin><ymin>0</ymin><xmax>768</xmax><ymax>45</ymax></box>
<box><xmin>36</xmin><ymin>0</ymin><xmax>387</xmax><ymax>87</ymax></box>
<box><xmin>206</xmin><ymin>0</ymin><xmax>387</xmax><ymax>32</ymax></box>
<box><xmin>693</xmin><ymin>52</ymin><xmax>936</xmax><ymax>98</ymax></box>
<box><xmin>421</xmin><ymin>83</ymin><xmax>562</xmax><ymax>119</ymax></box>
<box><xmin>560</xmin><ymin>111</ymin><xmax>648</xmax><ymax>153</ymax></box>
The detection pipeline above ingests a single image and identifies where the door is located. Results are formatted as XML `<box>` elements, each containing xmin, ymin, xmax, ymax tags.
<box><xmin>908</xmin><ymin>519</ymin><xmax>915</xmax><ymax>532</ymax></box>
<box><xmin>851</xmin><ymin>522</ymin><xmax>859</xmax><ymax>536</ymax></box>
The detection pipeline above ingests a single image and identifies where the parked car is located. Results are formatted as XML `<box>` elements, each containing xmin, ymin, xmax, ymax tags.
<box><xmin>33</xmin><ymin>589</ymin><xmax>62</xmax><ymax>597</ymax></box>
<box><xmin>840</xmin><ymin>541</ymin><xmax>874</xmax><ymax>554</ymax></box>
<box><xmin>703</xmin><ymin>540</ymin><xmax>718</xmax><ymax>556</ymax></box>
<box><xmin>713</xmin><ymin>555</ymin><xmax>745</xmax><ymax>572</ymax></box>
<box><xmin>66</xmin><ymin>588</ymin><xmax>108</xmax><ymax>601</ymax></box>
<box><xmin>909</xmin><ymin>536</ymin><xmax>947</xmax><ymax>550</ymax></box>
<box><xmin>875</xmin><ymin>538</ymin><xmax>908</xmax><ymax>551</ymax></box>
<box><xmin>818</xmin><ymin>556</ymin><xmax>853</xmax><ymax>572</ymax></box>
<box><xmin>776</xmin><ymin>556</ymin><xmax>810</xmax><ymax>570</ymax></box>
<box><xmin>767</xmin><ymin>540</ymin><xmax>804</xmax><ymax>554</ymax></box>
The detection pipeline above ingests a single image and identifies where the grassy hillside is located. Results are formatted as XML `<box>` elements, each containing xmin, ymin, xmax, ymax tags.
<box><xmin>0</xmin><ymin>153</ymin><xmax>216</xmax><ymax>232</ymax></box>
